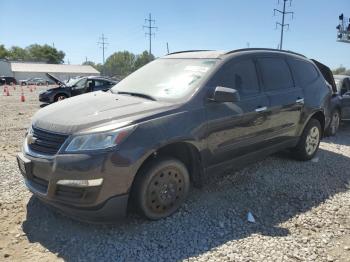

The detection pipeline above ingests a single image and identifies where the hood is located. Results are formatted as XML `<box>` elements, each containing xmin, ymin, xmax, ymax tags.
<box><xmin>46</xmin><ymin>73</ymin><xmax>67</xmax><ymax>87</ymax></box>
<box><xmin>32</xmin><ymin>91</ymin><xmax>174</xmax><ymax>134</ymax></box>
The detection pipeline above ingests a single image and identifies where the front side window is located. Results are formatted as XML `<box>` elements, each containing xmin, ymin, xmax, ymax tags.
<box><xmin>71</xmin><ymin>78</ymin><xmax>87</xmax><ymax>90</ymax></box>
<box><xmin>258</xmin><ymin>57</ymin><xmax>294</xmax><ymax>90</ymax></box>
<box><xmin>210</xmin><ymin>59</ymin><xmax>260</xmax><ymax>96</ymax></box>
<box><xmin>111</xmin><ymin>58</ymin><xmax>218</xmax><ymax>102</ymax></box>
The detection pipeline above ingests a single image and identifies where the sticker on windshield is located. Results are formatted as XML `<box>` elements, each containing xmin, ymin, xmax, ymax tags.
<box><xmin>184</xmin><ymin>66</ymin><xmax>209</xmax><ymax>73</ymax></box>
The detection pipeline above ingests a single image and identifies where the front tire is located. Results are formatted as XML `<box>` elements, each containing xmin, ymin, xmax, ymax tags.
<box><xmin>292</xmin><ymin>118</ymin><xmax>321</xmax><ymax>161</ymax></box>
<box><xmin>133</xmin><ymin>157</ymin><xmax>190</xmax><ymax>220</ymax></box>
<box><xmin>325</xmin><ymin>109</ymin><xmax>340</xmax><ymax>136</ymax></box>
<box><xmin>54</xmin><ymin>94</ymin><xmax>68</xmax><ymax>102</ymax></box>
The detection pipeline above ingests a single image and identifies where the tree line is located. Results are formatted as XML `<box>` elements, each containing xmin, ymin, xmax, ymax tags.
<box><xmin>0</xmin><ymin>43</ymin><xmax>154</xmax><ymax>79</ymax></box>
<box><xmin>332</xmin><ymin>66</ymin><xmax>350</xmax><ymax>76</ymax></box>
<box><xmin>0</xmin><ymin>44</ymin><xmax>65</xmax><ymax>64</ymax></box>
<box><xmin>83</xmin><ymin>50</ymin><xmax>154</xmax><ymax>79</ymax></box>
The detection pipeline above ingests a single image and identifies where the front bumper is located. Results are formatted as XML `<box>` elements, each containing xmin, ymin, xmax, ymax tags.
<box><xmin>39</xmin><ymin>93</ymin><xmax>51</xmax><ymax>103</ymax></box>
<box><xmin>16</xmin><ymin>150</ymin><xmax>136</xmax><ymax>222</ymax></box>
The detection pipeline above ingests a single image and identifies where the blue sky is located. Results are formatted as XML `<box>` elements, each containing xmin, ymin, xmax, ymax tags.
<box><xmin>0</xmin><ymin>0</ymin><xmax>349</xmax><ymax>68</ymax></box>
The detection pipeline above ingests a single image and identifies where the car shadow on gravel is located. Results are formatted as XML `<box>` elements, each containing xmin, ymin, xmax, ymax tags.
<box><xmin>22</xmin><ymin>147</ymin><xmax>350</xmax><ymax>261</ymax></box>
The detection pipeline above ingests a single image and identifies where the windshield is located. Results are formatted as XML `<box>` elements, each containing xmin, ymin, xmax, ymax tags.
<box><xmin>111</xmin><ymin>58</ymin><xmax>218</xmax><ymax>101</ymax></box>
<box><xmin>67</xmin><ymin>77</ymin><xmax>84</xmax><ymax>87</ymax></box>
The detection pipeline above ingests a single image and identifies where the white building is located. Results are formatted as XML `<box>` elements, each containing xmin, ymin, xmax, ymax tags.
<box><xmin>0</xmin><ymin>60</ymin><xmax>99</xmax><ymax>81</ymax></box>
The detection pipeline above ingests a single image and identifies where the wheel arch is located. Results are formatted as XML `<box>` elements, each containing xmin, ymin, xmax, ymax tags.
<box><xmin>54</xmin><ymin>92</ymin><xmax>69</xmax><ymax>101</ymax></box>
<box><xmin>307</xmin><ymin>110</ymin><xmax>326</xmax><ymax>137</ymax></box>
<box><xmin>131</xmin><ymin>141</ymin><xmax>204</xmax><ymax>192</ymax></box>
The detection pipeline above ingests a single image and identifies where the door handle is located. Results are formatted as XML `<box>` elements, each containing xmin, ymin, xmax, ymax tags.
<box><xmin>255</xmin><ymin>106</ymin><xmax>267</xmax><ymax>112</ymax></box>
<box><xmin>296</xmin><ymin>98</ymin><xmax>304</xmax><ymax>104</ymax></box>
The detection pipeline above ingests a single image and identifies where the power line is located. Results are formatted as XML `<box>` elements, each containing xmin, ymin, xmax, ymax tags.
<box><xmin>97</xmin><ymin>33</ymin><xmax>109</xmax><ymax>64</ymax></box>
<box><xmin>97</xmin><ymin>33</ymin><xmax>109</xmax><ymax>75</ymax></box>
<box><xmin>274</xmin><ymin>0</ymin><xmax>294</xmax><ymax>50</ymax></box>
<box><xmin>143</xmin><ymin>13</ymin><xmax>158</xmax><ymax>56</ymax></box>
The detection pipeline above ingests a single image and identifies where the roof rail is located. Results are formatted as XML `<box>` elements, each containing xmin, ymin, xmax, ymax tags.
<box><xmin>167</xmin><ymin>50</ymin><xmax>213</xmax><ymax>55</ymax></box>
<box><xmin>225</xmin><ymin>48</ymin><xmax>306</xmax><ymax>58</ymax></box>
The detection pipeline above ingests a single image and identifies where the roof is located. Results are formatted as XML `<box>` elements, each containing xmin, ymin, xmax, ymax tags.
<box><xmin>10</xmin><ymin>62</ymin><xmax>99</xmax><ymax>74</ymax></box>
<box><xmin>165</xmin><ymin>50</ymin><xmax>226</xmax><ymax>59</ymax></box>
<box><xmin>165</xmin><ymin>48</ymin><xmax>306</xmax><ymax>59</ymax></box>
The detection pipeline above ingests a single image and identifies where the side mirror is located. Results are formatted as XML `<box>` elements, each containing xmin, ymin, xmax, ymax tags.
<box><xmin>211</xmin><ymin>86</ymin><xmax>240</xmax><ymax>103</ymax></box>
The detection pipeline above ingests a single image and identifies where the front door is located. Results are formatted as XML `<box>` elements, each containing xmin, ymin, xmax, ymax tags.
<box><xmin>70</xmin><ymin>78</ymin><xmax>88</xmax><ymax>96</ymax></box>
<box><xmin>205</xmin><ymin>57</ymin><xmax>270</xmax><ymax>167</ymax></box>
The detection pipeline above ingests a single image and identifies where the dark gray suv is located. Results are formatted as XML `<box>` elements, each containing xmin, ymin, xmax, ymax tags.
<box><xmin>17</xmin><ymin>49</ymin><xmax>332</xmax><ymax>222</ymax></box>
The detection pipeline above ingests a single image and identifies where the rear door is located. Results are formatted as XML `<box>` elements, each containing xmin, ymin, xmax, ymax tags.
<box><xmin>93</xmin><ymin>80</ymin><xmax>113</xmax><ymax>92</ymax></box>
<box><xmin>205</xmin><ymin>57</ymin><xmax>271</xmax><ymax>166</ymax></box>
<box><xmin>256</xmin><ymin>56</ymin><xmax>304</xmax><ymax>142</ymax></box>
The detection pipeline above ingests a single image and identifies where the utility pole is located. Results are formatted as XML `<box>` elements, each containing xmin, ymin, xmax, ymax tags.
<box><xmin>166</xmin><ymin>42</ymin><xmax>170</xmax><ymax>54</ymax></box>
<box><xmin>274</xmin><ymin>0</ymin><xmax>294</xmax><ymax>50</ymax></box>
<box><xmin>97</xmin><ymin>33</ymin><xmax>109</xmax><ymax>75</ymax></box>
<box><xmin>143</xmin><ymin>13</ymin><xmax>157</xmax><ymax>56</ymax></box>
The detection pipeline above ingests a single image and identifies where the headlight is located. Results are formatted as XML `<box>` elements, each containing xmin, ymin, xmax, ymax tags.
<box><xmin>65</xmin><ymin>125</ymin><xmax>135</xmax><ymax>152</ymax></box>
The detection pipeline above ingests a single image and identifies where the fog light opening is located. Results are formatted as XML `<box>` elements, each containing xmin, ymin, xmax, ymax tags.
<box><xmin>56</xmin><ymin>178</ymin><xmax>103</xmax><ymax>187</ymax></box>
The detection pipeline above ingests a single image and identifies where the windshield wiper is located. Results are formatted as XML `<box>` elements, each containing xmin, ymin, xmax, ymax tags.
<box><xmin>117</xmin><ymin>91</ymin><xmax>156</xmax><ymax>101</ymax></box>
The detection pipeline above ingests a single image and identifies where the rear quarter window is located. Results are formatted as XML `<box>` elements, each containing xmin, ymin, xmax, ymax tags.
<box><xmin>288</xmin><ymin>58</ymin><xmax>319</xmax><ymax>86</ymax></box>
<box><xmin>257</xmin><ymin>57</ymin><xmax>294</xmax><ymax>91</ymax></box>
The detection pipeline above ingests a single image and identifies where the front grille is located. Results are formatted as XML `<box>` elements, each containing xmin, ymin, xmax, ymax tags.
<box><xmin>28</xmin><ymin>127</ymin><xmax>68</xmax><ymax>155</ymax></box>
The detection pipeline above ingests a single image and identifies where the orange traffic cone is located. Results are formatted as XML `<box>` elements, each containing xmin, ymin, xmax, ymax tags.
<box><xmin>20</xmin><ymin>90</ymin><xmax>25</xmax><ymax>102</ymax></box>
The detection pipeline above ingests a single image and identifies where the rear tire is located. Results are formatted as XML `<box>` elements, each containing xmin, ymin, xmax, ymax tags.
<box><xmin>132</xmin><ymin>157</ymin><xmax>190</xmax><ymax>220</ymax></box>
<box><xmin>325</xmin><ymin>109</ymin><xmax>340</xmax><ymax>136</ymax></box>
<box><xmin>292</xmin><ymin>118</ymin><xmax>321</xmax><ymax>161</ymax></box>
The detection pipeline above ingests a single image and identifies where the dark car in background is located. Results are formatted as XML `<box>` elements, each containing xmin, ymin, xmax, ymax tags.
<box><xmin>39</xmin><ymin>73</ymin><xmax>118</xmax><ymax>103</ymax></box>
<box><xmin>0</xmin><ymin>76</ymin><xmax>17</xmax><ymax>85</ymax></box>
<box><xmin>20</xmin><ymin>77</ymin><xmax>50</xmax><ymax>86</ymax></box>
<box><xmin>334</xmin><ymin>75</ymin><xmax>350</xmax><ymax>121</ymax></box>
<box><xmin>17</xmin><ymin>48</ymin><xmax>332</xmax><ymax>222</ymax></box>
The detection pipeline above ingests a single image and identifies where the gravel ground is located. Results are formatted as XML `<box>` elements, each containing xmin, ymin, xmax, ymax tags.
<box><xmin>0</xmin><ymin>86</ymin><xmax>350</xmax><ymax>262</ymax></box>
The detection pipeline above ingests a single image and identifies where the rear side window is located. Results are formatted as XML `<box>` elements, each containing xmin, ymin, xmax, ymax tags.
<box><xmin>289</xmin><ymin>59</ymin><xmax>318</xmax><ymax>85</ymax></box>
<box><xmin>211</xmin><ymin>59</ymin><xmax>259</xmax><ymax>96</ymax></box>
<box><xmin>258</xmin><ymin>57</ymin><xmax>294</xmax><ymax>90</ymax></box>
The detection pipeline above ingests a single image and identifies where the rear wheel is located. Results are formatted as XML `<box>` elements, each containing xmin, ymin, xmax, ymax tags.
<box><xmin>133</xmin><ymin>157</ymin><xmax>190</xmax><ymax>220</ymax></box>
<box><xmin>292</xmin><ymin>118</ymin><xmax>321</xmax><ymax>161</ymax></box>
<box><xmin>325</xmin><ymin>109</ymin><xmax>340</xmax><ymax>136</ymax></box>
